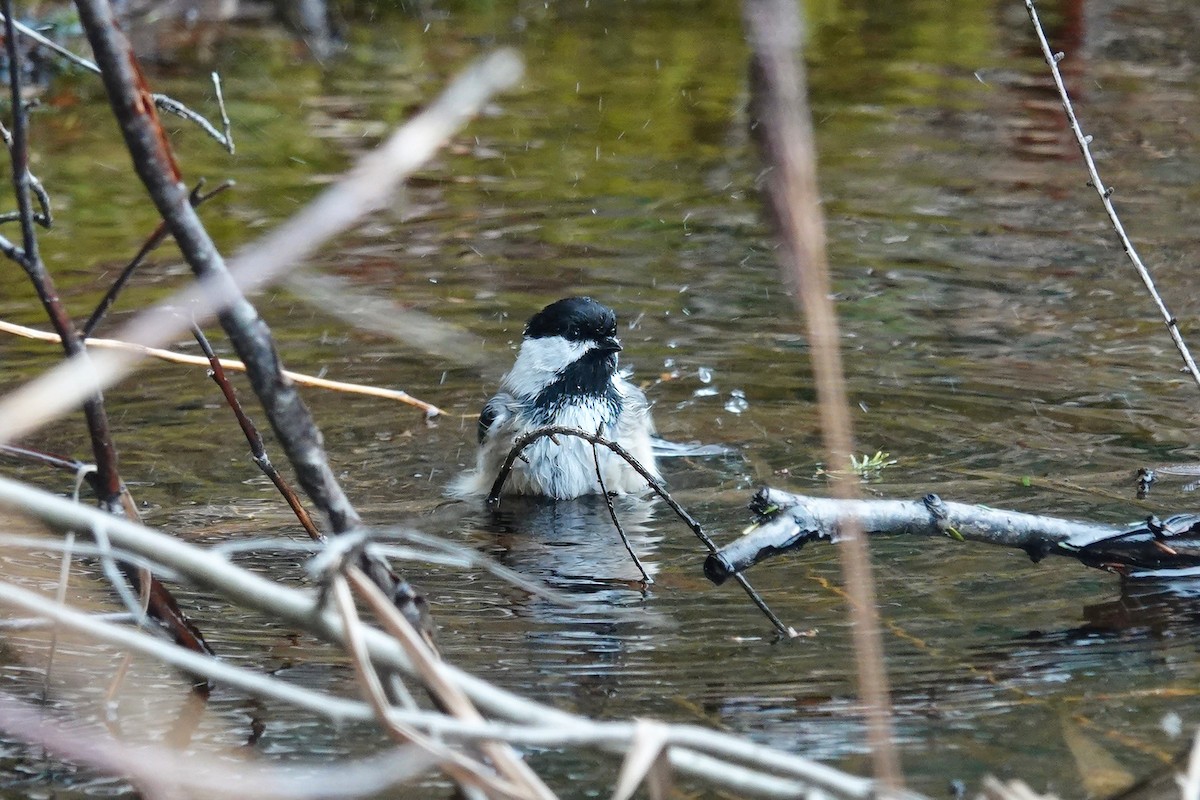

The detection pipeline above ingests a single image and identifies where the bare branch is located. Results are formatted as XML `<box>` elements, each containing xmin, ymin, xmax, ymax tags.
<box><xmin>193</xmin><ymin>324</ymin><xmax>324</xmax><ymax>542</ymax></box>
<box><xmin>0</xmin><ymin>11</ymin><xmax>235</xmax><ymax>151</ymax></box>
<box><xmin>0</xmin><ymin>318</ymin><xmax>443</xmax><ymax>416</ymax></box>
<box><xmin>0</xmin><ymin>474</ymin><xmax>895</xmax><ymax>799</ymax></box>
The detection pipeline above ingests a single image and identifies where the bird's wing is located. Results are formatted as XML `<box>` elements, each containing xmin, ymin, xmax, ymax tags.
<box><xmin>477</xmin><ymin>392</ymin><xmax>515</xmax><ymax>443</ymax></box>
<box><xmin>615</xmin><ymin>378</ymin><xmax>656</xmax><ymax>436</ymax></box>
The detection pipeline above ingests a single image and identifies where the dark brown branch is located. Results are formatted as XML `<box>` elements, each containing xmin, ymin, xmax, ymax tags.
<box><xmin>76</xmin><ymin>0</ymin><xmax>360</xmax><ymax>536</ymax></box>
<box><xmin>3</xmin><ymin>2</ymin><xmax>120</xmax><ymax>508</ymax></box>
<box><xmin>2</xmin><ymin>2</ymin><xmax>210</xmax><ymax>657</ymax></box>
<box><xmin>74</xmin><ymin>0</ymin><xmax>422</xmax><ymax>629</ymax></box>
<box><xmin>192</xmin><ymin>325</ymin><xmax>323</xmax><ymax>543</ymax></box>
<box><xmin>705</xmin><ymin>487</ymin><xmax>1200</xmax><ymax>583</ymax></box>
<box><xmin>83</xmin><ymin>179</ymin><xmax>233</xmax><ymax>338</ymax></box>
<box><xmin>486</xmin><ymin>425</ymin><xmax>793</xmax><ymax>636</ymax></box>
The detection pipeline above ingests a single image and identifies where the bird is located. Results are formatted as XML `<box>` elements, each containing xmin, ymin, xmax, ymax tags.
<box><xmin>450</xmin><ymin>296</ymin><xmax>660</xmax><ymax>500</ymax></box>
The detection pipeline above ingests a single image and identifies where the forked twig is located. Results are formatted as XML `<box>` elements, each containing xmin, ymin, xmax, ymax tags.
<box><xmin>0</xmin><ymin>12</ymin><xmax>235</xmax><ymax>152</ymax></box>
<box><xmin>487</xmin><ymin>425</ymin><xmax>792</xmax><ymax>636</ymax></box>
<box><xmin>84</xmin><ymin>179</ymin><xmax>234</xmax><ymax>338</ymax></box>
<box><xmin>1023</xmin><ymin>0</ymin><xmax>1200</xmax><ymax>391</ymax></box>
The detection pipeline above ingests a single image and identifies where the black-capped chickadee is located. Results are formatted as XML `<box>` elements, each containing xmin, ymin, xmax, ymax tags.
<box><xmin>451</xmin><ymin>297</ymin><xmax>660</xmax><ymax>499</ymax></box>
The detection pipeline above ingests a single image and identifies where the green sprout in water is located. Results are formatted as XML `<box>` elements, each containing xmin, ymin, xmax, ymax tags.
<box><xmin>814</xmin><ymin>451</ymin><xmax>898</xmax><ymax>481</ymax></box>
<box><xmin>849</xmin><ymin>451</ymin><xmax>896</xmax><ymax>476</ymax></box>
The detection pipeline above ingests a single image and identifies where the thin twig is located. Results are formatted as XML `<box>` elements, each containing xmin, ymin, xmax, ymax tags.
<box><xmin>0</xmin><ymin>443</ymin><xmax>96</xmax><ymax>485</ymax></box>
<box><xmin>1023</xmin><ymin>0</ymin><xmax>1200</xmax><ymax>391</ymax></box>
<box><xmin>210</xmin><ymin>72</ymin><xmax>233</xmax><ymax>154</ymax></box>
<box><xmin>3</xmin><ymin>2</ymin><xmax>40</xmax><ymax>264</ymax></box>
<box><xmin>487</xmin><ymin>425</ymin><xmax>791</xmax><ymax>636</ymax></box>
<box><xmin>40</xmin><ymin>530</ymin><xmax>73</xmax><ymax>708</ymax></box>
<box><xmin>590</xmin><ymin>430</ymin><xmax>652</xmax><ymax>584</ymax></box>
<box><xmin>89</xmin><ymin>522</ymin><xmax>146</xmax><ymax>627</ymax></box>
<box><xmin>193</xmin><ymin>324</ymin><xmax>323</xmax><ymax>542</ymax></box>
<box><xmin>0</xmin><ymin>318</ymin><xmax>443</xmax><ymax>416</ymax></box>
<box><xmin>0</xmin><ymin>121</ymin><xmax>50</xmax><ymax>228</ymax></box>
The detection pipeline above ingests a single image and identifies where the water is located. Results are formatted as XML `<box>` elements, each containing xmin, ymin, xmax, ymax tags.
<box><xmin>1</xmin><ymin>0</ymin><xmax>1200</xmax><ymax>796</ymax></box>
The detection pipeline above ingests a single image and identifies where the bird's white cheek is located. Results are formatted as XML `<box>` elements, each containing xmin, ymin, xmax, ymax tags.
<box><xmin>505</xmin><ymin>337</ymin><xmax>594</xmax><ymax>397</ymax></box>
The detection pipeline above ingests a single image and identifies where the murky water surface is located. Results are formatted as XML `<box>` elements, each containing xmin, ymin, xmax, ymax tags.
<box><xmin>2</xmin><ymin>0</ymin><xmax>1200</xmax><ymax>796</ymax></box>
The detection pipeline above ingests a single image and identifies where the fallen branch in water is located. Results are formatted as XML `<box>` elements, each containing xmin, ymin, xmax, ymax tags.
<box><xmin>704</xmin><ymin>487</ymin><xmax>1200</xmax><ymax>585</ymax></box>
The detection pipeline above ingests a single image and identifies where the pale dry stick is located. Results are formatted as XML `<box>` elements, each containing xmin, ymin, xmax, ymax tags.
<box><xmin>0</xmin><ymin>49</ymin><xmax>519</xmax><ymax>445</ymax></box>
<box><xmin>743</xmin><ymin>0</ymin><xmax>902</xmax><ymax>790</ymax></box>
<box><xmin>0</xmin><ymin>578</ymin><xmax>821</xmax><ymax>799</ymax></box>
<box><xmin>345</xmin><ymin>566</ymin><xmax>557</xmax><ymax>800</ymax></box>
<box><xmin>0</xmin><ymin>572</ymin><xmax>858</xmax><ymax>799</ymax></box>
<box><xmin>1182</xmin><ymin>730</ymin><xmax>1200</xmax><ymax>800</ymax></box>
<box><xmin>1023</xmin><ymin>0</ymin><xmax>1200</xmax><ymax>391</ymax></box>
<box><xmin>0</xmin><ymin>475</ymin><xmax>899</xmax><ymax>799</ymax></box>
<box><xmin>0</xmin><ymin>319</ymin><xmax>443</xmax><ymax>417</ymax></box>
<box><xmin>329</xmin><ymin>576</ymin><xmax>524</xmax><ymax>800</ymax></box>
<box><xmin>612</xmin><ymin>720</ymin><xmax>673</xmax><ymax>800</ymax></box>
<box><xmin>41</xmin><ymin>463</ymin><xmax>94</xmax><ymax>706</ymax></box>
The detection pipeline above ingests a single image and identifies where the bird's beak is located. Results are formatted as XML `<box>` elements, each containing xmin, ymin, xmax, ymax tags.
<box><xmin>598</xmin><ymin>336</ymin><xmax>622</xmax><ymax>354</ymax></box>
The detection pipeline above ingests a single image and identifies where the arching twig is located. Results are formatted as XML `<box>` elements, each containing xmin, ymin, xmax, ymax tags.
<box><xmin>486</xmin><ymin>425</ymin><xmax>792</xmax><ymax>636</ymax></box>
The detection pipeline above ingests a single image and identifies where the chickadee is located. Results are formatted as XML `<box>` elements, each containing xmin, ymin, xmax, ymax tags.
<box><xmin>451</xmin><ymin>297</ymin><xmax>660</xmax><ymax>500</ymax></box>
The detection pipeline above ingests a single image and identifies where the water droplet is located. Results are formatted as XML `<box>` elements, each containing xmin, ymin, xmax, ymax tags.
<box><xmin>693</xmin><ymin>386</ymin><xmax>719</xmax><ymax>398</ymax></box>
<box><xmin>724</xmin><ymin>389</ymin><xmax>749</xmax><ymax>414</ymax></box>
<box><xmin>697</xmin><ymin>367</ymin><xmax>713</xmax><ymax>384</ymax></box>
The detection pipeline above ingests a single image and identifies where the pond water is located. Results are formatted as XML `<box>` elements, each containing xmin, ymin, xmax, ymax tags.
<box><xmin>2</xmin><ymin>0</ymin><xmax>1200</xmax><ymax>796</ymax></box>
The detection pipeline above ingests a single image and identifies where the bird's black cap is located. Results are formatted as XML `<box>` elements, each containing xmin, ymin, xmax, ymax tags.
<box><xmin>524</xmin><ymin>296</ymin><xmax>618</xmax><ymax>343</ymax></box>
